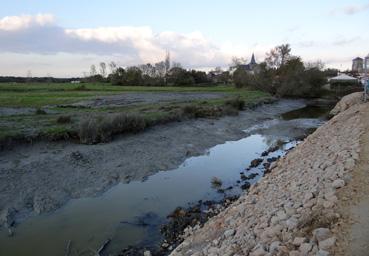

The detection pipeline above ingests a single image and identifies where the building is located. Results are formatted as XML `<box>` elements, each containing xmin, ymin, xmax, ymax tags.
<box><xmin>239</xmin><ymin>53</ymin><xmax>258</xmax><ymax>71</ymax></box>
<box><xmin>365</xmin><ymin>54</ymin><xmax>369</xmax><ymax>72</ymax></box>
<box><xmin>352</xmin><ymin>57</ymin><xmax>364</xmax><ymax>73</ymax></box>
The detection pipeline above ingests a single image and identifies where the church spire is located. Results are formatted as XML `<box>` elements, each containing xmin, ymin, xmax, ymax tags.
<box><xmin>250</xmin><ymin>53</ymin><xmax>256</xmax><ymax>65</ymax></box>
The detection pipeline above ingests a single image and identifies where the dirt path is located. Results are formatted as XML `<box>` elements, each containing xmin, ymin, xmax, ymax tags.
<box><xmin>0</xmin><ymin>100</ymin><xmax>307</xmax><ymax>228</ymax></box>
<box><xmin>334</xmin><ymin>101</ymin><xmax>369</xmax><ymax>255</ymax></box>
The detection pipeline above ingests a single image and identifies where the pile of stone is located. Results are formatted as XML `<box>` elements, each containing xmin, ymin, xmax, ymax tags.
<box><xmin>170</xmin><ymin>94</ymin><xmax>364</xmax><ymax>256</ymax></box>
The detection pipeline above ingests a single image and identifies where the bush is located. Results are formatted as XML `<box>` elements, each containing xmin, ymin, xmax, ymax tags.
<box><xmin>225</xmin><ymin>97</ymin><xmax>245</xmax><ymax>110</ymax></box>
<box><xmin>56</xmin><ymin>115</ymin><xmax>72</xmax><ymax>124</ymax></box>
<box><xmin>111</xmin><ymin>113</ymin><xmax>146</xmax><ymax>134</ymax></box>
<box><xmin>73</xmin><ymin>85</ymin><xmax>89</xmax><ymax>91</ymax></box>
<box><xmin>79</xmin><ymin>113</ymin><xmax>147</xmax><ymax>144</ymax></box>
<box><xmin>182</xmin><ymin>105</ymin><xmax>222</xmax><ymax>118</ymax></box>
<box><xmin>35</xmin><ymin>108</ymin><xmax>47</xmax><ymax>115</ymax></box>
<box><xmin>79</xmin><ymin>118</ymin><xmax>99</xmax><ymax>144</ymax></box>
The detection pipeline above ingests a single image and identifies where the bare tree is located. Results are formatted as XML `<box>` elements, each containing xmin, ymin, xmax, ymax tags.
<box><xmin>155</xmin><ymin>61</ymin><xmax>166</xmax><ymax>78</ymax></box>
<box><xmin>164</xmin><ymin>50</ymin><xmax>171</xmax><ymax>75</ymax></box>
<box><xmin>230</xmin><ymin>57</ymin><xmax>247</xmax><ymax>67</ymax></box>
<box><xmin>90</xmin><ymin>65</ymin><xmax>97</xmax><ymax>76</ymax></box>
<box><xmin>108</xmin><ymin>61</ymin><xmax>117</xmax><ymax>74</ymax></box>
<box><xmin>305</xmin><ymin>60</ymin><xmax>325</xmax><ymax>70</ymax></box>
<box><xmin>26</xmin><ymin>70</ymin><xmax>32</xmax><ymax>83</ymax></box>
<box><xmin>172</xmin><ymin>62</ymin><xmax>182</xmax><ymax>68</ymax></box>
<box><xmin>265</xmin><ymin>44</ymin><xmax>291</xmax><ymax>68</ymax></box>
<box><xmin>99</xmin><ymin>62</ymin><xmax>107</xmax><ymax>77</ymax></box>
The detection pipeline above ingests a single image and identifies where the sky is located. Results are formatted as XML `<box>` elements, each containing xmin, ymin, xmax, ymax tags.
<box><xmin>0</xmin><ymin>0</ymin><xmax>368</xmax><ymax>77</ymax></box>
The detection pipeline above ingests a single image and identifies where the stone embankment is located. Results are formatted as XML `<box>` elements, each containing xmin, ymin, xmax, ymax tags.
<box><xmin>170</xmin><ymin>92</ymin><xmax>364</xmax><ymax>256</ymax></box>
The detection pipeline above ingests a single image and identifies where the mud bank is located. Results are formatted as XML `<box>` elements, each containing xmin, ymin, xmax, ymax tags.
<box><xmin>0</xmin><ymin>100</ymin><xmax>308</xmax><ymax>228</ymax></box>
<box><xmin>63</xmin><ymin>92</ymin><xmax>229</xmax><ymax>108</ymax></box>
<box><xmin>170</xmin><ymin>93</ymin><xmax>364</xmax><ymax>256</ymax></box>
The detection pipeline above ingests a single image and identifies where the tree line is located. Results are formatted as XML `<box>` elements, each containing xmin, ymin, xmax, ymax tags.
<box><xmin>233</xmin><ymin>44</ymin><xmax>338</xmax><ymax>97</ymax></box>
<box><xmin>84</xmin><ymin>60</ymin><xmax>230</xmax><ymax>86</ymax></box>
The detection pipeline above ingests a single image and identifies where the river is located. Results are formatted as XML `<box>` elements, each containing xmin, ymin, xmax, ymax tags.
<box><xmin>0</xmin><ymin>100</ymin><xmax>333</xmax><ymax>256</ymax></box>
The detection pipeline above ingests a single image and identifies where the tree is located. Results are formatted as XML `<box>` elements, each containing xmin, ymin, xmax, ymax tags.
<box><xmin>168</xmin><ymin>67</ymin><xmax>194</xmax><ymax>86</ymax></box>
<box><xmin>108</xmin><ymin>61</ymin><xmax>117</xmax><ymax>74</ymax></box>
<box><xmin>26</xmin><ymin>70</ymin><xmax>32</xmax><ymax>83</ymax></box>
<box><xmin>231</xmin><ymin>57</ymin><xmax>247</xmax><ymax>68</ymax></box>
<box><xmin>164</xmin><ymin>50</ymin><xmax>171</xmax><ymax>75</ymax></box>
<box><xmin>125</xmin><ymin>66</ymin><xmax>143</xmax><ymax>86</ymax></box>
<box><xmin>172</xmin><ymin>62</ymin><xmax>182</xmax><ymax>68</ymax></box>
<box><xmin>99</xmin><ymin>62</ymin><xmax>107</xmax><ymax>77</ymax></box>
<box><xmin>265</xmin><ymin>44</ymin><xmax>291</xmax><ymax>68</ymax></box>
<box><xmin>233</xmin><ymin>68</ymin><xmax>256</xmax><ymax>88</ymax></box>
<box><xmin>155</xmin><ymin>61</ymin><xmax>166</xmax><ymax>78</ymax></box>
<box><xmin>90</xmin><ymin>65</ymin><xmax>97</xmax><ymax>76</ymax></box>
<box><xmin>305</xmin><ymin>60</ymin><xmax>325</xmax><ymax>70</ymax></box>
<box><xmin>110</xmin><ymin>67</ymin><xmax>126</xmax><ymax>85</ymax></box>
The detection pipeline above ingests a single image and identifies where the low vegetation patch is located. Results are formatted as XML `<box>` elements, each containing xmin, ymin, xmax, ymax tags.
<box><xmin>56</xmin><ymin>115</ymin><xmax>72</xmax><ymax>124</ymax></box>
<box><xmin>35</xmin><ymin>108</ymin><xmax>47</xmax><ymax>115</ymax></box>
<box><xmin>79</xmin><ymin>113</ymin><xmax>147</xmax><ymax>144</ymax></box>
<box><xmin>225</xmin><ymin>97</ymin><xmax>245</xmax><ymax>110</ymax></box>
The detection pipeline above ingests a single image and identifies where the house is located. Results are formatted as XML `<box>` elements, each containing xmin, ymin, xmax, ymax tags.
<box><xmin>352</xmin><ymin>57</ymin><xmax>364</xmax><ymax>73</ymax></box>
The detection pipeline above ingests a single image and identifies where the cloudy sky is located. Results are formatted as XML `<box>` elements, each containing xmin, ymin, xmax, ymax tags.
<box><xmin>0</xmin><ymin>0</ymin><xmax>368</xmax><ymax>77</ymax></box>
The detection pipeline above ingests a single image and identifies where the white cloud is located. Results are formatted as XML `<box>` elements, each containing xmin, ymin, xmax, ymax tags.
<box><xmin>0</xmin><ymin>13</ymin><xmax>54</xmax><ymax>31</ymax></box>
<box><xmin>330</xmin><ymin>3</ymin><xmax>369</xmax><ymax>15</ymax></box>
<box><xmin>344</xmin><ymin>3</ymin><xmax>369</xmax><ymax>15</ymax></box>
<box><xmin>0</xmin><ymin>14</ymin><xmax>243</xmax><ymax>71</ymax></box>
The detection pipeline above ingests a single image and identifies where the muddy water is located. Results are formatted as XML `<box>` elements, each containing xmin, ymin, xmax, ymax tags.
<box><xmin>0</xmin><ymin>103</ymin><xmax>332</xmax><ymax>256</ymax></box>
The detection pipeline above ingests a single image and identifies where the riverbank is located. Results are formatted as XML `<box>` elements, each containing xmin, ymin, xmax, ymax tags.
<box><xmin>170</xmin><ymin>92</ymin><xmax>364</xmax><ymax>256</ymax></box>
<box><xmin>0</xmin><ymin>100</ymin><xmax>308</xmax><ymax>230</ymax></box>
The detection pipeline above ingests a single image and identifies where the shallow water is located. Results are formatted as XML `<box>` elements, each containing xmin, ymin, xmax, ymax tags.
<box><xmin>0</xmin><ymin>103</ymin><xmax>331</xmax><ymax>256</ymax></box>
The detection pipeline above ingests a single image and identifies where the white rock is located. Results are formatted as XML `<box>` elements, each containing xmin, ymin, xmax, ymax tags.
<box><xmin>269</xmin><ymin>241</ymin><xmax>280</xmax><ymax>253</ymax></box>
<box><xmin>312</xmin><ymin>228</ymin><xmax>332</xmax><ymax>242</ymax></box>
<box><xmin>299</xmin><ymin>243</ymin><xmax>313</xmax><ymax>255</ymax></box>
<box><xmin>286</xmin><ymin>217</ymin><xmax>298</xmax><ymax>230</ymax></box>
<box><xmin>316</xmin><ymin>250</ymin><xmax>329</xmax><ymax>256</ymax></box>
<box><xmin>318</xmin><ymin>237</ymin><xmax>336</xmax><ymax>250</ymax></box>
<box><xmin>224</xmin><ymin>229</ymin><xmax>236</xmax><ymax>238</ymax></box>
<box><xmin>332</xmin><ymin>179</ymin><xmax>345</xmax><ymax>189</ymax></box>
<box><xmin>144</xmin><ymin>250</ymin><xmax>152</xmax><ymax>256</ymax></box>
<box><xmin>289</xmin><ymin>251</ymin><xmax>300</xmax><ymax>256</ymax></box>
<box><xmin>250</xmin><ymin>247</ymin><xmax>266</xmax><ymax>256</ymax></box>
<box><xmin>292</xmin><ymin>237</ymin><xmax>307</xmax><ymax>246</ymax></box>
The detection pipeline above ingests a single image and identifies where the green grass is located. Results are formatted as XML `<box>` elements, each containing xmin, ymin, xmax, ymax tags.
<box><xmin>0</xmin><ymin>82</ymin><xmax>250</xmax><ymax>108</ymax></box>
<box><xmin>0</xmin><ymin>82</ymin><xmax>273</xmax><ymax>145</ymax></box>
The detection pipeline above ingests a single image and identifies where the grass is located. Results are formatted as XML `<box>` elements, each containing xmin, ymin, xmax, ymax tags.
<box><xmin>0</xmin><ymin>82</ymin><xmax>259</xmax><ymax>108</ymax></box>
<box><xmin>0</xmin><ymin>82</ymin><xmax>273</xmax><ymax>146</ymax></box>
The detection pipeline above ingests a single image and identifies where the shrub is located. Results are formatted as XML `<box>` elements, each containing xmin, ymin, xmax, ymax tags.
<box><xmin>79</xmin><ymin>118</ymin><xmax>99</xmax><ymax>144</ymax></box>
<box><xmin>73</xmin><ymin>84</ymin><xmax>89</xmax><ymax>91</ymax></box>
<box><xmin>79</xmin><ymin>113</ymin><xmax>147</xmax><ymax>144</ymax></box>
<box><xmin>35</xmin><ymin>108</ymin><xmax>47</xmax><ymax>115</ymax></box>
<box><xmin>225</xmin><ymin>97</ymin><xmax>245</xmax><ymax>110</ymax></box>
<box><xmin>111</xmin><ymin>113</ymin><xmax>146</xmax><ymax>134</ymax></box>
<box><xmin>56</xmin><ymin>115</ymin><xmax>71</xmax><ymax>124</ymax></box>
<box><xmin>182</xmin><ymin>105</ymin><xmax>222</xmax><ymax>118</ymax></box>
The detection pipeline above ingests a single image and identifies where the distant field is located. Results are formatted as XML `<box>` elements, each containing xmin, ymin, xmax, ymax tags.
<box><xmin>0</xmin><ymin>82</ymin><xmax>272</xmax><ymax>144</ymax></box>
<box><xmin>0</xmin><ymin>83</ymin><xmax>246</xmax><ymax>107</ymax></box>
